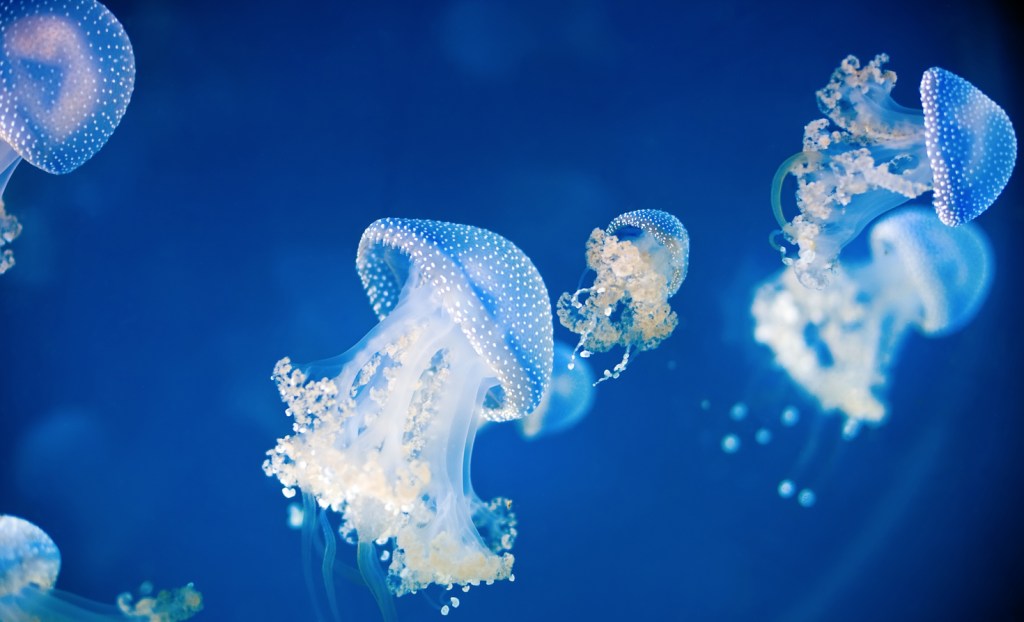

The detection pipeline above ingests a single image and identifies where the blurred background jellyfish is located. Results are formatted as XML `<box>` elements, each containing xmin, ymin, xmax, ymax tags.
<box><xmin>263</xmin><ymin>218</ymin><xmax>553</xmax><ymax>619</ymax></box>
<box><xmin>515</xmin><ymin>341</ymin><xmax>595</xmax><ymax>440</ymax></box>
<box><xmin>771</xmin><ymin>54</ymin><xmax>1016</xmax><ymax>289</ymax></box>
<box><xmin>557</xmin><ymin>209</ymin><xmax>689</xmax><ymax>383</ymax></box>
<box><xmin>0</xmin><ymin>514</ymin><xmax>203</xmax><ymax>622</ymax></box>
<box><xmin>753</xmin><ymin>207</ymin><xmax>993</xmax><ymax>435</ymax></box>
<box><xmin>0</xmin><ymin>0</ymin><xmax>136</xmax><ymax>274</ymax></box>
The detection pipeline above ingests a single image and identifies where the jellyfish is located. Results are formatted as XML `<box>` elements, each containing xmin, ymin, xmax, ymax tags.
<box><xmin>771</xmin><ymin>54</ymin><xmax>1015</xmax><ymax>289</ymax></box>
<box><xmin>557</xmin><ymin>209</ymin><xmax>689</xmax><ymax>383</ymax></box>
<box><xmin>263</xmin><ymin>218</ymin><xmax>553</xmax><ymax>616</ymax></box>
<box><xmin>752</xmin><ymin>207</ymin><xmax>993</xmax><ymax>432</ymax></box>
<box><xmin>0</xmin><ymin>0</ymin><xmax>136</xmax><ymax>274</ymax></box>
<box><xmin>0</xmin><ymin>514</ymin><xmax>203</xmax><ymax>622</ymax></box>
<box><xmin>516</xmin><ymin>340</ymin><xmax>595</xmax><ymax>439</ymax></box>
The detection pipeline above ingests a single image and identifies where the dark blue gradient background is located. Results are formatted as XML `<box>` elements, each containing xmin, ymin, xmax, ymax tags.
<box><xmin>2</xmin><ymin>1</ymin><xmax>1022</xmax><ymax>620</ymax></box>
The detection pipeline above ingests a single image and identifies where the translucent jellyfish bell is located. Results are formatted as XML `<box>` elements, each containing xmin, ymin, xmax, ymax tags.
<box><xmin>517</xmin><ymin>341</ymin><xmax>596</xmax><ymax>439</ymax></box>
<box><xmin>0</xmin><ymin>515</ymin><xmax>203</xmax><ymax>622</ymax></box>
<box><xmin>264</xmin><ymin>218</ymin><xmax>553</xmax><ymax>607</ymax></box>
<box><xmin>752</xmin><ymin>207</ymin><xmax>993</xmax><ymax>429</ymax></box>
<box><xmin>0</xmin><ymin>0</ymin><xmax>136</xmax><ymax>273</ymax></box>
<box><xmin>557</xmin><ymin>209</ymin><xmax>689</xmax><ymax>383</ymax></box>
<box><xmin>0</xmin><ymin>514</ymin><xmax>59</xmax><ymax>598</ymax></box>
<box><xmin>772</xmin><ymin>54</ymin><xmax>1015</xmax><ymax>289</ymax></box>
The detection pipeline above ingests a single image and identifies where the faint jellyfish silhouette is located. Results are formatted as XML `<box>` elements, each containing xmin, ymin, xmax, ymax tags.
<box><xmin>753</xmin><ymin>207</ymin><xmax>993</xmax><ymax>435</ymax></box>
<box><xmin>0</xmin><ymin>515</ymin><xmax>202</xmax><ymax>621</ymax></box>
<box><xmin>771</xmin><ymin>54</ymin><xmax>1015</xmax><ymax>289</ymax></box>
<box><xmin>516</xmin><ymin>340</ymin><xmax>595</xmax><ymax>439</ymax></box>
<box><xmin>264</xmin><ymin>218</ymin><xmax>553</xmax><ymax>620</ymax></box>
<box><xmin>0</xmin><ymin>0</ymin><xmax>136</xmax><ymax>274</ymax></box>
<box><xmin>557</xmin><ymin>209</ymin><xmax>689</xmax><ymax>383</ymax></box>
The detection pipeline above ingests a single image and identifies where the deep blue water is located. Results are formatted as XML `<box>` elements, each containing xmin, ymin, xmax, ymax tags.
<box><xmin>2</xmin><ymin>1</ymin><xmax>1022</xmax><ymax>621</ymax></box>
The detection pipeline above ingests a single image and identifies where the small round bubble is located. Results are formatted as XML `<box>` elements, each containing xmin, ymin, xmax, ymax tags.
<box><xmin>798</xmin><ymin>489</ymin><xmax>817</xmax><ymax>508</ymax></box>
<box><xmin>729</xmin><ymin>402</ymin><xmax>748</xmax><ymax>421</ymax></box>
<box><xmin>781</xmin><ymin>406</ymin><xmax>800</xmax><ymax>426</ymax></box>
<box><xmin>842</xmin><ymin>419</ymin><xmax>862</xmax><ymax>440</ymax></box>
<box><xmin>721</xmin><ymin>434</ymin><xmax>740</xmax><ymax>454</ymax></box>
<box><xmin>755</xmin><ymin>428</ymin><xmax>772</xmax><ymax>445</ymax></box>
<box><xmin>286</xmin><ymin>503</ymin><xmax>304</xmax><ymax>529</ymax></box>
<box><xmin>778</xmin><ymin>479</ymin><xmax>796</xmax><ymax>498</ymax></box>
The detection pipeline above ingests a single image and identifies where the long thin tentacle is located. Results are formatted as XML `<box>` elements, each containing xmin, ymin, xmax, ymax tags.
<box><xmin>358</xmin><ymin>540</ymin><xmax>398</xmax><ymax>622</ymax></box>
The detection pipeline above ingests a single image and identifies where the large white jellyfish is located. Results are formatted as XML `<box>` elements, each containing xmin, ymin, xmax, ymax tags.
<box><xmin>557</xmin><ymin>209</ymin><xmax>689</xmax><ymax>383</ymax></box>
<box><xmin>772</xmin><ymin>54</ymin><xmax>1015</xmax><ymax>289</ymax></box>
<box><xmin>0</xmin><ymin>514</ymin><xmax>203</xmax><ymax>622</ymax></box>
<box><xmin>264</xmin><ymin>218</ymin><xmax>553</xmax><ymax>614</ymax></box>
<box><xmin>753</xmin><ymin>207</ymin><xmax>993</xmax><ymax>432</ymax></box>
<box><xmin>0</xmin><ymin>0</ymin><xmax>136</xmax><ymax>274</ymax></box>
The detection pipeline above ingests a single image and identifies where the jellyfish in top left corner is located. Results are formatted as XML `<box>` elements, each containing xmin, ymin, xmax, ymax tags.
<box><xmin>557</xmin><ymin>209</ymin><xmax>689</xmax><ymax>383</ymax></box>
<box><xmin>264</xmin><ymin>218</ymin><xmax>553</xmax><ymax>618</ymax></box>
<box><xmin>0</xmin><ymin>0</ymin><xmax>136</xmax><ymax>274</ymax></box>
<box><xmin>752</xmin><ymin>207</ymin><xmax>993</xmax><ymax>434</ymax></box>
<box><xmin>771</xmin><ymin>54</ymin><xmax>1016</xmax><ymax>289</ymax></box>
<box><xmin>0</xmin><ymin>514</ymin><xmax>203</xmax><ymax>622</ymax></box>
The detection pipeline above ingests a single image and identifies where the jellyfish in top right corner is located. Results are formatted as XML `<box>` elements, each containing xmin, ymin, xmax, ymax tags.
<box><xmin>0</xmin><ymin>0</ymin><xmax>136</xmax><ymax>274</ymax></box>
<box><xmin>752</xmin><ymin>207</ymin><xmax>993</xmax><ymax>435</ymax></box>
<box><xmin>557</xmin><ymin>209</ymin><xmax>689</xmax><ymax>384</ymax></box>
<box><xmin>771</xmin><ymin>54</ymin><xmax>1016</xmax><ymax>290</ymax></box>
<box><xmin>0</xmin><ymin>514</ymin><xmax>203</xmax><ymax>622</ymax></box>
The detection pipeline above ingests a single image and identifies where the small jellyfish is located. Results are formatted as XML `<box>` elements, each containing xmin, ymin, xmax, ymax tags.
<box><xmin>0</xmin><ymin>514</ymin><xmax>202</xmax><ymax>622</ymax></box>
<box><xmin>557</xmin><ymin>209</ymin><xmax>689</xmax><ymax>383</ymax></box>
<box><xmin>796</xmin><ymin>489</ymin><xmax>817</xmax><ymax>508</ymax></box>
<box><xmin>772</xmin><ymin>54</ymin><xmax>1016</xmax><ymax>289</ymax></box>
<box><xmin>264</xmin><ymin>218</ymin><xmax>553</xmax><ymax>615</ymax></box>
<box><xmin>753</xmin><ymin>207</ymin><xmax>993</xmax><ymax>429</ymax></box>
<box><xmin>777</xmin><ymin>480</ymin><xmax>796</xmax><ymax>499</ymax></box>
<box><xmin>0</xmin><ymin>0</ymin><xmax>136</xmax><ymax>273</ymax></box>
<box><xmin>516</xmin><ymin>340</ymin><xmax>596</xmax><ymax>439</ymax></box>
<box><xmin>780</xmin><ymin>406</ymin><xmax>800</xmax><ymax>427</ymax></box>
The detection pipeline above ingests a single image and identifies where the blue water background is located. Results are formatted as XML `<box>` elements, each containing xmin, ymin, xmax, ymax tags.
<box><xmin>2</xmin><ymin>1</ymin><xmax>1022</xmax><ymax>620</ymax></box>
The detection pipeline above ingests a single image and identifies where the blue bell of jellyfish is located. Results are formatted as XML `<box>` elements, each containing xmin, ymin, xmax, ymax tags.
<box><xmin>517</xmin><ymin>340</ymin><xmax>596</xmax><ymax>439</ymax></box>
<box><xmin>0</xmin><ymin>0</ymin><xmax>136</xmax><ymax>273</ymax></box>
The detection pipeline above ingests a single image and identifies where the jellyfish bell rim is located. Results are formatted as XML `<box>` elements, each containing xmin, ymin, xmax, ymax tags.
<box><xmin>920</xmin><ymin>66</ymin><xmax>1017</xmax><ymax>227</ymax></box>
<box><xmin>355</xmin><ymin>217</ymin><xmax>554</xmax><ymax>422</ymax></box>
